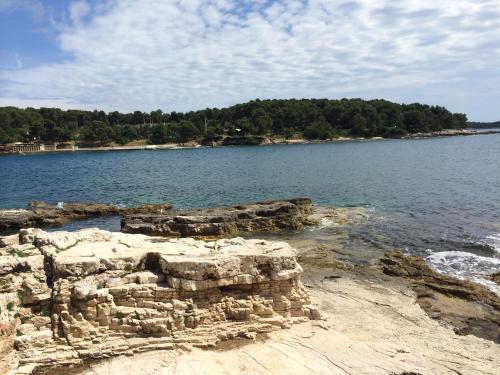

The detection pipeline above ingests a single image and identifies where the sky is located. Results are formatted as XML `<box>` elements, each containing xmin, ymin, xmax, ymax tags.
<box><xmin>0</xmin><ymin>0</ymin><xmax>499</xmax><ymax>121</ymax></box>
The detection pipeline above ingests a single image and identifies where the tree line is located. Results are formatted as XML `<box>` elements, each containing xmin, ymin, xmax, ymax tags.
<box><xmin>467</xmin><ymin>121</ymin><xmax>500</xmax><ymax>129</ymax></box>
<box><xmin>0</xmin><ymin>98</ymin><xmax>468</xmax><ymax>145</ymax></box>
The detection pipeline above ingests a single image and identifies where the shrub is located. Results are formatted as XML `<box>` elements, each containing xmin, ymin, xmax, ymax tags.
<box><xmin>41</xmin><ymin>305</ymin><xmax>51</xmax><ymax>316</ymax></box>
<box><xmin>124</xmin><ymin>263</ymin><xmax>133</xmax><ymax>272</ymax></box>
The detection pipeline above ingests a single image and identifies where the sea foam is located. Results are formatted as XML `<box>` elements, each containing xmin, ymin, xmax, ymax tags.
<box><xmin>427</xmin><ymin>251</ymin><xmax>500</xmax><ymax>295</ymax></box>
<box><xmin>486</xmin><ymin>233</ymin><xmax>500</xmax><ymax>254</ymax></box>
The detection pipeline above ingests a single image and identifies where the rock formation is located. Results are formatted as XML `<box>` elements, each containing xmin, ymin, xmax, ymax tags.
<box><xmin>121</xmin><ymin>198</ymin><xmax>315</xmax><ymax>238</ymax></box>
<box><xmin>488</xmin><ymin>271</ymin><xmax>500</xmax><ymax>285</ymax></box>
<box><xmin>0</xmin><ymin>202</ymin><xmax>173</xmax><ymax>233</ymax></box>
<box><xmin>0</xmin><ymin>229</ymin><xmax>319</xmax><ymax>374</ymax></box>
<box><xmin>64</xmin><ymin>253</ymin><xmax>500</xmax><ymax>375</ymax></box>
<box><xmin>381</xmin><ymin>251</ymin><xmax>500</xmax><ymax>342</ymax></box>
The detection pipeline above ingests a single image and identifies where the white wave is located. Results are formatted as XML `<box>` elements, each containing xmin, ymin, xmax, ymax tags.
<box><xmin>318</xmin><ymin>217</ymin><xmax>337</xmax><ymax>228</ymax></box>
<box><xmin>427</xmin><ymin>251</ymin><xmax>500</xmax><ymax>295</ymax></box>
<box><xmin>486</xmin><ymin>233</ymin><xmax>500</xmax><ymax>254</ymax></box>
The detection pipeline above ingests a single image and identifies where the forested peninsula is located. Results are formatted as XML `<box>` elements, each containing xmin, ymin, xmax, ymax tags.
<box><xmin>0</xmin><ymin>98</ymin><xmax>468</xmax><ymax>146</ymax></box>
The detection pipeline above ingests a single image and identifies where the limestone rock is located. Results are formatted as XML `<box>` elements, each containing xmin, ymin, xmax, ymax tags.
<box><xmin>381</xmin><ymin>251</ymin><xmax>500</xmax><ymax>343</ymax></box>
<box><xmin>1</xmin><ymin>229</ymin><xmax>318</xmax><ymax>374</ymax></box>
<box><xmin>0</xmin><ymin>202</ymin><xmax>172</xmax><ymax>233</ymax></box>
<box><xmin>121</xmin><ymin>198</ymin><xmax>315</xmax><ymax>238</ymax></box>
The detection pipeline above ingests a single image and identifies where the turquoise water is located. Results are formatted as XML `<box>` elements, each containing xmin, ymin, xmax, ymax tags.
<box><xmin>1</xmin><ymin>135</ymin><xmax>499</xmax><ymax>287</ymax></box>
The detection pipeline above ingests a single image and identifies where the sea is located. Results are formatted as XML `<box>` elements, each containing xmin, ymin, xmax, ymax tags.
<box><xmin>1</xmin><ymin>133</ymin><xmax>499</xmax><ymax>292</ymax></box>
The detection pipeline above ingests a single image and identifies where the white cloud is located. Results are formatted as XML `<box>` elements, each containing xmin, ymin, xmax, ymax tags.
<box><xmin>0</xmin><ymin>0</ymin><xmax>45</xmax><ymax>20</ymax></box>
<box><xmin>69</xmin><ymin>0</ymin><xmax>90</xmax><ymax>24</ymax></box>
<box><xmin>1</xmin><ymin>0</ymin><xmax>500</xmax><ymax>120</ymax></box>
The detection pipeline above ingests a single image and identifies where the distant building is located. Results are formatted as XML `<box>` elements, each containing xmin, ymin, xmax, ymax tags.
<box><xmin>10</xmin><ymin>143</ymin><xmax>43</xmax><ymax>153</ymax></box>
<box><xmin>43</xmin><ymin>143</ymin><xmax>57</xmax><ymax>151</ymax></box>
<box><xmin>6</xmin><ymin>142</ymin><xmax>62</xmax><ymax>153</ymax></box>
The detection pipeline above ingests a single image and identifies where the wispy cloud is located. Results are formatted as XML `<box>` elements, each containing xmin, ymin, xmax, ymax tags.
<box><xmin>68</xmin><ymin>0</ymin><xmax>90</xmax><ymax>24</ymax></box>
<box><xmin>1</xmin><ymin>0</ymin><xmax>499</xmax><ymax>120</ymax></box>
<box><xmin>0</xmin><ymin>0</ymin><xmax>45</xmax><ymax>20</ymax></box>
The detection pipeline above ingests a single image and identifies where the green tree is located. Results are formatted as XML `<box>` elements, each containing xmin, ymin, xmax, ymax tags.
<box><xmin>149</xmin><ymin>124</ymin><xmax>169</xmax><ymax>144</ymax></box>
<box><xmin>80</xmin><ymin>121</ymin><xmax>113</xmax><ymax>145</ymax></box>
<box><xmin>0</xmin><ymin>111</ymin><xmax>12</xmax><ymax>134</ymax></box>
<box><xmin>303</xmin><ymin>121</ymin><xmax>332</xmax><ymax>140</ymax></box>
<box><xmin>0</xmin><ymin>128</ymin><xmax>10</xmax><ymax>144</ymax></box>
<box><xmin>403</xmin><ymin>110</ymin><xmax>426</xmax><ymax>132</ymax></box>
<box><xmin>174</xmin><ymin>121</ymin><xmax>199</xmax><ymax>142</ymax></box>
<box><xmin>131</xmin><ymin>111</ymin><xmax>145</xmax><ymax>125</ymax></box>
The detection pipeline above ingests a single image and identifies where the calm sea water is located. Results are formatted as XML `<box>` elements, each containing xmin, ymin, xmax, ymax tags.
<box><xmin>1</xmin><ymin>134</ymin><xmax>499</xmax><ymax>289</ymax></box>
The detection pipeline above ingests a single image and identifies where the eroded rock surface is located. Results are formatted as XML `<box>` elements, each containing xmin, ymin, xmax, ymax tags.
<box><xmin>381</xmin><ymin>251</ymin><xmax>500</xmax><ymax>342</ymax></box>
<box><xmin>121</xmin><ymin>198</ymin><xmax>315</xmax><ymax>238</ymax></box>
<box><xmin>77</xmin><ymin>266</ymin><xmax>500</xmax><ymax>375</ymax></box>
<box><xmin>0</xmin><ymin>229</ymin><xmax>318</xmax><ymax>374</ymax></box>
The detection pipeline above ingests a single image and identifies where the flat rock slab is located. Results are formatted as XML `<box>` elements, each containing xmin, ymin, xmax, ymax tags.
<box><xmin>121</xmin><ymin>198</ymin><xmax>315</xmax><ymax>238</ymax></box>
<box><xmin>35</xmin><ymin>229</ymin><xmax>302</xmax><ymax>287</ymax></box>
<box><xmin>0</xmin><ymin>202</ymin><xmax>173</xmax><ymax>233</ymax></box>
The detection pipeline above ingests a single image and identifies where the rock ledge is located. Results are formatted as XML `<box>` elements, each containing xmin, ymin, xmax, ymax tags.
<box><xmin>0</xmin><ymin>229</ymin><xmax>319</xmax><ymax>374</ymax></box>
<box><xmin>121</xmin><ymin>198</ymin><xmax>315</xmax><ymax>238</ymax></box>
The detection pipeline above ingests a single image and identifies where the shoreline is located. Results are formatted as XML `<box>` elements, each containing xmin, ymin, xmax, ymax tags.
<box><xmin>1</xmin><ymin>205</ymin><xmax>499</xmax><ymax>374</ymax></box>
<box><xmin>2</xmin><ymin>229</ymin><xmax>498</xmax><ymax>374</ymax></box>
<box><xmin>1</xmin><ymin>128</ymin><xmax>500</xmax><ymax>156</ymax></box>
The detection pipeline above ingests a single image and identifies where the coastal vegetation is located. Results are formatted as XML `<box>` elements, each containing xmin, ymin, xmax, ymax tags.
<box><xmin>468</xmin><ymin>121</ymin><xmax>500</xmax><ymax>129</ymax></box>
<box><xmin>0</xmin><ymin>98</ymin><xmax>467</xmax><ymax>145</ymax></box>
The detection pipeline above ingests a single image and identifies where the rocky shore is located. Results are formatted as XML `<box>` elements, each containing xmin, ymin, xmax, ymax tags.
<box><xmin>1</xmin><ymin>199</ymin><xmax>314</xmax><ymax>239</ymax></box>
<box><xmin>381</xmin><ymin>252</ymin><xmax>500</xmax><ymax>342</ymax></box>
<box><xmin>78</xmin><ymin>263</ymin><xmax>499</xmax><ymax>375</ymax></box>
<box><xmin>0</xmin><ymin>200</ymin><xmax>499</xmax><ymax>374</ymax></box>
<box><xmin>0</xmin><ymin>202</ymin><xmax>173</xmax><ymax>234</ymax></box>
<box><xmin>3</xmin><ymin>128</ymin><xmax>499</xmax><ymax>156</ymax></box>
<box><xmin>0</xmin><ymin>229</ymin><xmax>319</xmax><ymax>374</ymax></box>
<box><xmin>121</xmin><ymin>198</ymin><xmax>315</xmax><ymax>238</ymax></box>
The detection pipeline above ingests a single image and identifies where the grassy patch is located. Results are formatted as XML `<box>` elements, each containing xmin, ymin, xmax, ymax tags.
<box><xmin>40</xmin><ymin>305</ymin><xmax>51</xmax><ymax>316</ymax></box>
<box><xmin>124</xmin><ymin>263</ymin><xmax>133</xmax><ymax>272</ymax></box>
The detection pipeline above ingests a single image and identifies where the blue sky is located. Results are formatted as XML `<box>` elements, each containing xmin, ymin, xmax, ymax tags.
<box><xmin>1</xmin><ymin>0</ymin><xmax>499</xmax><ymax>121</ymax></box>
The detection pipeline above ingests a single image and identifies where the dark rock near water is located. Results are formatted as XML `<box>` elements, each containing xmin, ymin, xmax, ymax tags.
<box><xmin>488</xmin><ymin>271</ymin><xmax>500</xmax><ymax>285</ymax></box>
<box><xmin>121</xmin><ymin>198</ymin><xmax>315</xmax><ymax>238</ymax></box>
<box><xmin>221</xmin><ymin>136</ymin><xmax>265</xmax><ymax>146</ymax></box>
<box><xmin>0</xmin><ymin>202</ymin><xmax>173</xmax><ymax>233</ymax></box>
<box><xmin>381</xmin><ymin>251</ymin><xmax>500</xmax><ymax>343</ymax></box>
